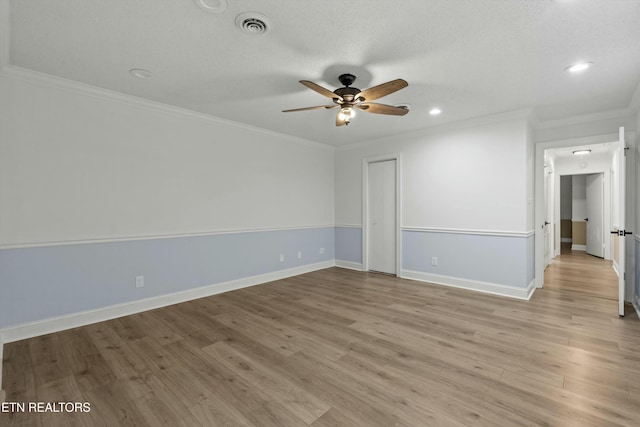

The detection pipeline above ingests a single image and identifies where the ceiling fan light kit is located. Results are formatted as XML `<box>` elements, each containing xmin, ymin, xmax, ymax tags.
<box><xmin>283</xmin><ymin>74</ymin><xmax>409</xmax><ymax>126</ymax></box>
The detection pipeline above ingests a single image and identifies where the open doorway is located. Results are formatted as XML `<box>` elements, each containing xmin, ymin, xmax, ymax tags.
<box><xmin>546</xmin><ymin>169</ymin><xmax>616</xmax><ymax>299</ymax></box>
<box><xmin>538</xmin><ymin>137</ymin><xmax>623</xmax><ymax>305</ymax></box>
<box><xmin>559</xmin><ymin>173</ymin><xmax>607</xmax><ymax>258</ymax></box>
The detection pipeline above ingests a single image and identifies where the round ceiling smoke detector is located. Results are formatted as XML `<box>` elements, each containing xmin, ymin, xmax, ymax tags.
<box><xmin>129</xmin><ymin>68</ymin><xmax>151</xmax><ymax>79</ymax></box>
<box><xmin>235</xmin><ymin>12</ymin><xmax>270</xmax><ymax>35</ymax></box>
<box><xmin>193</xmin><ymin>0</ymin><xmax>228</xmax><ymax>14</ymax></box>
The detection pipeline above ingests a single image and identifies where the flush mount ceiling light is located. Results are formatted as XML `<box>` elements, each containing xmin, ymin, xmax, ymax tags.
<box><xmin>235</xmin><ymin>12</ymin><xmax>271</xmax><ymax>35</ymax></box>
<box><xmin>193</xmin><ymin>0</ymin><xmax>228</xmax><ymax>14</ymax></box>
<box><xmin>429</xmin><ymin>107</ymin><xmax>442</xmax><ymax>116</ymax></box>
<box><xmin>572</xmin><ymin>149</ymin><xmax>592</xmax><ymax>156</ymax></box>
<box><xmin>129</xmin><ymin>68</ymin><xmax>151</xmax><ymax>79</ymax></box>
<box><xmin>565</xmin><ymin>62</ymin><xmax>592</xmax><ymax>73</ymax></box>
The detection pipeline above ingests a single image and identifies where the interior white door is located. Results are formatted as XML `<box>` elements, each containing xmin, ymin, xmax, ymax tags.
<box><xmin>586</xmin><ymin>173</ymin><xmax>604</xmax><ymax>258</ymax></box>
<box><xmin>368</xmin><ymin>160</ymin><xmax>396</xmax><ymax>274</ymax></box>
<box><xmin>615</xmin><ymin>127</ymin><xmax>626</xmax><ymax>316</ymax></box>
<box><xmin>543</xmin><ymin>166</ymin><xmax>551</xmax><ymax>267</ymax></box>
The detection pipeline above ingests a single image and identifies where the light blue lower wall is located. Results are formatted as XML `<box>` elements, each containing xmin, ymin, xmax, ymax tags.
<box><xmin>0</xmin><ymin>227</ymin><xmax>334</xmax><ymax>329</ymax></box>
<box><xmin>636</xmin><ymin>238</ymin><xmax>640</xmax><ymax>303</ymax></box>
<box><xmin>335</xmin><ymin>226</ymin><xmax>362</xmax><ymax>264</ymax></box>
<box><xmin>527</xmin><ymin>234</ymin><xmax>535</xmax><ymax>286</ymax></box>
<box><xmin>403</xmin><ymin>230</ymin><xmax>533</xmax><ymax>288</ymax></box>
<box><xmin>0</xmin><ymin>226</ymin><xmax>537</xmax><ymax>330</ymax></box>
<box><xmin>334</xmin><ymin>226</ymin><xmax>533</xmax><ymax>289</ymax></box>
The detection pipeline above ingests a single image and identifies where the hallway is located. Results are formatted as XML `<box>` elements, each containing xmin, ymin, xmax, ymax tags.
<box><xmin>544</xmin><ymin>243</ymin><xmax>618</xmax><ymax>300</ymax></box>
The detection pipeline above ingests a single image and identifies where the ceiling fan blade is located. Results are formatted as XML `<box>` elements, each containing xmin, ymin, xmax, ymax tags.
<box><xmin>358</xmin><ymin>102</ymin><xmax>409</xmax><ymax>116</ymax></box>
<box><xmin>335</xmin><ymin>113</ymin><xmax>347</xmax><ymax>126</ymax></box>
<box><xmin>300</xmin><ymin>80</ymin><xmax>343</xmax><ymax>101</ymax></box>
<box><xmin>282</xmin><ymin>105</ymin><xmax>337</xmax><ymax>113</ymax></box>
<box><xmin>356</xmin><ymin>79</ymin><xmax>408</xmax><ymax>102</ymax></box>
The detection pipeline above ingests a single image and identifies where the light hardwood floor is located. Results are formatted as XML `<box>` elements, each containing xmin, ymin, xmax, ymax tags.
<box><xmin>2</xmin><ymin>267</ymin><xmax>640</xmax><ymax>426</ymax></box>
<box><xmin>544</xmin><ymin>243</ymin><xmax>619</xmax><ymax>300</ymax></box>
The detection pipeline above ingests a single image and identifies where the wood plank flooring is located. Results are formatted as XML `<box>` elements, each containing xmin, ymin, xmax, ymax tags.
<box><xmin>544</xmin><ymin>243</ymin><xmax>619</xmax><ymax>300</ymax></box>
<box><xmin>2</xmin><ymin>267</ymin><xmax>640</xmax><ymax>426</ymax></box>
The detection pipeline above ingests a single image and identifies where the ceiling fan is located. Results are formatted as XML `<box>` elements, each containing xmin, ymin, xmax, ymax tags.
<box><xmin>283</xmin><ymin>73</ymin><xmax>409</xmax><ymax>126</ymax></box>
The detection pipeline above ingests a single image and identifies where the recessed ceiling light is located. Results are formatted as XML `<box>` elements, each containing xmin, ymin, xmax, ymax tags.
<box><xmin>572</xmin><ymin>149</ymin><xmax>592</xmax><ymax>156</ymax></box>
<box><xmin>129</xmin><ymin>68</ymin><xmax>152</xmax><ymax>79</ymax></box>
<box><xmin>429</xmin><ymin>108</ymin><xmax>442</xmax><ymax>116</ymax></box>
<box><xmin>565</xmin><ymin>62</ymin><xmax>592</xmax><ymax>73</ymax></box>
<box><xmin>193</xmin><ymin>0</ymin><xmax>228</xmax><ymax>14</ymax></box>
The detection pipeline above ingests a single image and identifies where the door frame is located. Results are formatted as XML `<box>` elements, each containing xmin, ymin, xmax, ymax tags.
<box><xmin>535</xmin><ymin>131</ymin><xmax>632</xmax><ymax>314</ymax></box>
<box><xmin>535</xmin><ymin>132</ymin><xmax>619</xmax><ymax>289</ymax></box>
<box><xmin>555</xmin><ymin>172</ymin><xmax>612</xmax><ymax>260</ymax></box>
<box><xmin>362</xmin><ymin>153</ymin><xmax>402</xmax><ymax>275</ymax></box>
<box><xmin>543</xmin><ymin>162</ymin><xmax>554</xmax><ymax>268</ymax></box>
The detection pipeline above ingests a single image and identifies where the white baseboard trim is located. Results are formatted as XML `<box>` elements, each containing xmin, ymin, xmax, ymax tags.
<box><xmin>612</xmin><ymin>260</ymin><xmax>620</xmax><ymax>277</ymax></box>
<box><xmin>401</xmin><ymin>270</ymin><xmax>536</xmax><ymax>300</ymax></box>
<box><xmin>560</xmin><ymin>238</ymin><xmax>572</xmax><ymax>243</ymax></box>
<box><xmin>0</xmin><ymin>260</ymin><xmax>335</xmax><ymax>345</ymax></box>
<box><xmin>571</xmin><ymin>244</ymin><xmax>587</xmax><ymax>251</ymax></box>
<box><xmin>335</xmin><ymin>260</ymin><xmax>363</xmax><ymax>271</ymax></box>
<box><xmin>633</xmin><ymin>294</ymin><xmax>640</xmax><ymax>320</ymax></box>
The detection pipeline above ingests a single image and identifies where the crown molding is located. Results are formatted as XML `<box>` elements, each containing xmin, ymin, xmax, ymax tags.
<box><xmin>0</xmin><ymin>65</ymin><xmax>336</xmax><ymax>151</ymax></box>
<box><xmin>337</xmin><ymin>108</ymin><xmax>534</xmax><ymax>151</ymax></box>
<box><xmin>527</xmin><ymin>110</ymin><xmax>541</xmax><ymax>129</ymax></box>
<box><xmin>0</xmin><ymin>0</ymin><xmax>9</xmax><ymax>71</ymax></box>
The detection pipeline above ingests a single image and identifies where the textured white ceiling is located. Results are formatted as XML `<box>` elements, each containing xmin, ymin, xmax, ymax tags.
<box><xmin>6</xmin><ymin>0</ymin><xmax>640</xmax><ymax>146</ymax></box>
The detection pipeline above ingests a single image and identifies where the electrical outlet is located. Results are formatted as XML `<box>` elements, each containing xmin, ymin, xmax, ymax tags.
<box><xmin>135</xmin><ymin>276</ymin><xmax>144</xmax><ymax>288</ymax></box>
<box><xmin>431</xmin><ymin>257</ymin><xmax>438</xmax><ymax>266</ymax></box>
<box><xmin>280</xmin><ymin>254</ymin><xmax>284</xmax><ymax>262</ymax></box>
<box><xmin>297</xmin><ymin>251</ymin><xmax>302</xmax><ymax>259</ymax></box>
<box><xmin>319</xmin><ymin>247</ymin><xmax>325</xmax><ymax>254</ymax></box>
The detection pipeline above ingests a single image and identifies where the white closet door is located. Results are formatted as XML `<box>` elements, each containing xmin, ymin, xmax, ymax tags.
<box><xmin>368</xmin><ymin>160</ymin><xmax>396</xmax><ymax>274</ymax></box>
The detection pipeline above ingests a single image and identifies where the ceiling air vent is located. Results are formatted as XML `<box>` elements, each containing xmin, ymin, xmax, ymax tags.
<box><xmin>235</xmin><ymin>12</ymin><xmax>270</xmax><ymax>35</ymax></box>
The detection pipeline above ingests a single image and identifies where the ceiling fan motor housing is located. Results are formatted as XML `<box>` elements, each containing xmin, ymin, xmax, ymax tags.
<box><xmin>338</xmin><ymin>73</ymin><xmax>357</xmax><ymax>86</ymax></box>
<box><xmin>334</xmin><ymin>86</ymin><xmax>361</xmax><ymax>102</ymax></box>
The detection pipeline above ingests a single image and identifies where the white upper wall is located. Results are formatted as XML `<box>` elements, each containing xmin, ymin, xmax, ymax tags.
<box><xmin>336</xmin><ymin>117</ymin><xmax>530</xmax><ymax>232</ymax></box>
<box><xmin>526</xmin><ymin>123</ymin><xmax>535</xmax><ymax>230</ymax></box>
<box><xmin>0</xmin><ymin>74</ymin><xmax>335</xmax><ymax>246</ymax></box>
